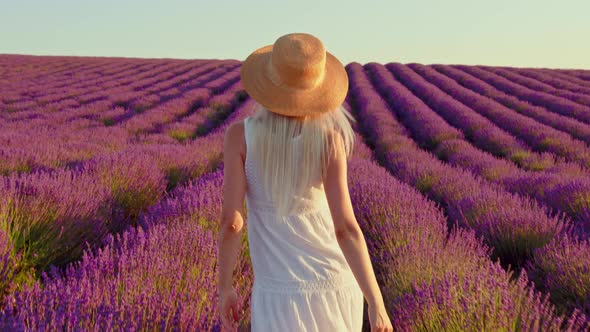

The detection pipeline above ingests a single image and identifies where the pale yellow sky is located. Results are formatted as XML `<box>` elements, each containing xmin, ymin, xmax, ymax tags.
<box><xmin>1</xmin><ymin>0</ymin><xmax>589</xmax><ymax>69</ymax></box>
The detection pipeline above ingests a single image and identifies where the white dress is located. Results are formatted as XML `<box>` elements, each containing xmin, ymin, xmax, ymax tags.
<box><xmin>244</xmin><ymin>117</ymin><xmax>365</xmax><ymax>331</ymax></box>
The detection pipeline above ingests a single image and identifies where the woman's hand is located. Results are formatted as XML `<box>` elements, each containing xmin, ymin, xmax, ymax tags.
<box><xmin>219</xmin><ymin>287</ymin><xmax>239</xmax><ymax>331</ymax></box>
<box><xmin>368</xmin><ymin>302</ymin><xmax>393</xmax><ymax>332</ymax></box>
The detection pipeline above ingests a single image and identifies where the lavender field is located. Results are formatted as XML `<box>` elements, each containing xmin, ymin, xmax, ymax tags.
<box><xmin>0</xmin><ymin>54</ymin><xmax>589</xmax><ymax>331</ymax></box>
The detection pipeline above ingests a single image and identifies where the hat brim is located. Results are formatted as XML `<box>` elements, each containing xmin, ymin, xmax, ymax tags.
<box><xmin>240</xmin><ymin>44</ymin><xmax>349</xmax><ymax>117</ymax></box>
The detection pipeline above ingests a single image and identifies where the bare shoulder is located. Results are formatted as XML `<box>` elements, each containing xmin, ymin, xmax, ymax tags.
<box><xmin>224</xmin><ymin>120</ymin><xmax>246</xmax><ymax>157</ymax></box>
<box><xmin>225</xmin><ymin>120</ymin><xmax>245</xmax><ymax>139</ymax></box>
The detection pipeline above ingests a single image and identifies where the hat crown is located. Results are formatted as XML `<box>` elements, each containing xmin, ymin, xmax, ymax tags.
<box><xmin>268</xmin><ymin>33</ymin><xmax>327</xmax><ymax>89</ymax></box>
<box><xmin>240</xmin><ymin>32</ymin><xmax>348</xmax><ymax>117</ymax></box>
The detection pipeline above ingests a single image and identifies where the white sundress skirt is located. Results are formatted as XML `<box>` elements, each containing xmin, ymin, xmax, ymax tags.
<box><xmin>250</xmin><ymin>268</ymin><xmax>365</xmax><ymax>331</ymax></box>
<box><xmin>246</xmin><ymin>205</ymin><xmax>365</xmax><ymax>332</ymax></box>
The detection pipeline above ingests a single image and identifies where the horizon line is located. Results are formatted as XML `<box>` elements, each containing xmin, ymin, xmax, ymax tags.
<box><xmin>1</xmin><ymin>52</ymin><xmax>588</xmax><ymax>71</ymax></box>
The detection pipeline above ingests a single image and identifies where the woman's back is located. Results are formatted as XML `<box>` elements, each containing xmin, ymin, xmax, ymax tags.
<box><xmin>244</xmin><ymin>116</ymin><xmax>364</xmax><ymax>331</ymax></box>
<box><xmin>220</xmin><ymin>32</ymin><xmax>391</xmax><ymax>332</ymax></box>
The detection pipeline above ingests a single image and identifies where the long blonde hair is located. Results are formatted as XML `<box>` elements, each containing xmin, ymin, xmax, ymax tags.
<box><xmin>247</xmin><ymin>101</ymin><xmax>356</xmax><ymax>215</ymax></box>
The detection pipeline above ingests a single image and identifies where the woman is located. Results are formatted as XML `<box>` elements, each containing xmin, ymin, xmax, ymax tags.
<box><xmin>218</xmin><ymin>32</ymin><xmax>393</xmax><ymax>332</ymax></box>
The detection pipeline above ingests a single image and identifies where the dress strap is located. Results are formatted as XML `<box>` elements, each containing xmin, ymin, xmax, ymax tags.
<box><xmin>244</xmin><ymin>116</ymin><xmax>250</xmax><ymax>149</ymax></box>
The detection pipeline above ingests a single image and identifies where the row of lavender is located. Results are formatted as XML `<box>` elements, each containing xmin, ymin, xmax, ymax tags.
<box><xmin>3</xmin><ymin>56</ymin><xmax>589</xmax><ymax>202</ymax></box>
<box><xmin>346</xmin><ymin>62</ymin><xmax>590</xmax><ymax>323</ymax></box>
<box><xmin>0</xmin><ymin>55</ymin><xmax>217</xmax><ymax>110</ymax></box>
<box><xmin>1</xmin><ymin>55</ymin><xmax>590</xmax><ymax>330</ymax></box>
<box><xmin>0</xmin><ymin>60</ymin><xmax>252</xmax><ymax>300</ymax></box>
<box><xmin>386</xmin><ymin>64</ymin><xmax>590</xmax><ymax>320</ymax></box>
<box><xmin>0</xmin><ymin>60</ymin><xmax>249</xmax><ymax>175</ymax></box>
<box><xmin>365</xmin><ymin>62</ymin><xmax>590</xmax><ymax>236</ymax></box>
<box><xmin>2</xmin><ymin>58</ymin><xmax>242</xmax><ymax>133</ymax></box>
<box><xmin>1</xmin><ymin>96</ymin><xmax>588</xmax><ymax>329</ymax></box>
<box><xmin>2</xmin><ymin>58</ymin><xmax>197</xmax><ymax>115</ymax></box>
<box><xmin>435</xmin><ymin>65</ymin><xmax>590</xmax><ymax>148</ymax></box>
<box><xmin>0</xmin><ymin>87</ymin><xmax>260</xmax><ymax>330</ymax></box>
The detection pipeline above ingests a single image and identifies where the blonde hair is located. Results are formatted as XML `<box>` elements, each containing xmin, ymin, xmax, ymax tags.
<box><xmin>247</xmin><ymin>101</ymin><xmax>356</xmax><ymax>215</ymax></box>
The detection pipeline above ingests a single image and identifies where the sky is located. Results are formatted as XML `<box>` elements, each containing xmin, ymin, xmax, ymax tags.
<box><xmin>1</xmin><ymin>0</ymin><xmax>589</xmax><ymax>69</ymax></box>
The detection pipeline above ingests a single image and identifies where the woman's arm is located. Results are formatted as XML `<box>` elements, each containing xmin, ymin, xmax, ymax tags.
<box><xmin>218</xmin><ymin>121</ymin><xmax>247</xmax><ymax>293</ymax></box>
<box><xmin>322</xmin><ymin>133</ymin><xmax>385</xmax><ymax>310</ymax></box>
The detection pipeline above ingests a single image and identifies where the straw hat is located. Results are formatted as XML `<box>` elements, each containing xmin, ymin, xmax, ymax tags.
<box><xmin>240</xmin><ymin>33</ymin><xmax>349</xmax><ymax>117</ymax></box>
